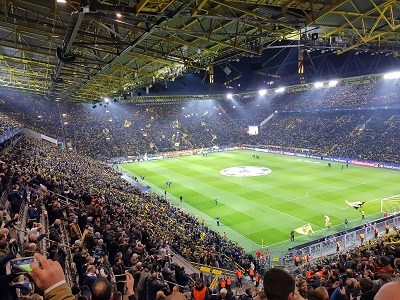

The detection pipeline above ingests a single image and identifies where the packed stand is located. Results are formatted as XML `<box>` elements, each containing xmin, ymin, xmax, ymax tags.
<box><xmin>273</xmin><ymin>226</ymin><xmax>400</xmax><ymax>300</ymax></box>
<box><xmin>0</xmin><ymin>136</ymin><xmax>256</xmax><ymax>300</ymax></box>
<box><xmin>0</xmin><ymin>78</ymin><xmax>399</xmax><ymax>163</ymax></box>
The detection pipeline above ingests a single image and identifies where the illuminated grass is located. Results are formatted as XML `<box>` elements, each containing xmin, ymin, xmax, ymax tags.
<box><xmin>121</xmin><ymin>150</ymin><xmax>399</xmax><ymax>252</ymax></box>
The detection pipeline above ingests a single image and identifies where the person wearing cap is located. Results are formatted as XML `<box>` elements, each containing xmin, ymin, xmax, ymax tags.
<box><xmin>14</xmin><ymin>281</ymin><xmax>33</xmax><ymax>299</ymax></box>
<box><xmin>191</xmin><ymin>278</ymin><xmax>209</xmax><ymax>300</ymax></box>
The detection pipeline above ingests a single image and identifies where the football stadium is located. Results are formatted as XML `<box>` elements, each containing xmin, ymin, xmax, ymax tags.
<box><xmin>121</xmin><ymin>150</ymin><xmax>399</xmax><ymax>252</ymax></box>
<box><xmin>0</xmin><ymin>0</ymin><xmax>399</xmax><ymax>299</ymax></box>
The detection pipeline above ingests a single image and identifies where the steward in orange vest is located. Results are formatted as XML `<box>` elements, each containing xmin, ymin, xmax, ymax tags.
<box><xmin>294</xmin><ymin>255</ymin><xmax>300</xmax><ymax>267</ymax></box>
<box><xmin>226</xmin><ymin>277</ymin><xmax>231</xmax><ymax>290</ymax></box>
<box><xmin>236</xmin><ymin>269</ymin><xmax>243</xmax><ymax>288</ymax></box>
<box><xmin>249</xmin><ymin>268</ymin><xmax>255</xmax><ymax>282</ymax></box>
<box><xmin>255</xmin><ymin>274</ymin><xmax>260</xmax><ymax>287</ymax></box>
<box><xmin>192</xmin><ymin>278</ymin><xmax>209</xmax><ymax>300</ymax></box>
<box><xmin>220</xmin><ymin>278</ymin><xmax>226</xmax><ymax>289</ymax></box>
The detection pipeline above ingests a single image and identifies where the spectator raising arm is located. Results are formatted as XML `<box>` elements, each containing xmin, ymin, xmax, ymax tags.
<box><xmin>29</xmin><ymin>253</ymin><xmax>74</xmax><ymax>300</ymax></box>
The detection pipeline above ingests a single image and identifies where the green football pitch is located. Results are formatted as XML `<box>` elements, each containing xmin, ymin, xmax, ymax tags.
<box><xmin>120</xmin><ymin>150</ymin><xmax>399</xmax><ymax>253</ymax></box>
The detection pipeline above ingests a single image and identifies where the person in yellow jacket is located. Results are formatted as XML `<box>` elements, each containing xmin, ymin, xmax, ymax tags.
<box><xmin>360</xmin><ymin>232</ymin><xmax>365</xmax><ymax>245</ymax></box>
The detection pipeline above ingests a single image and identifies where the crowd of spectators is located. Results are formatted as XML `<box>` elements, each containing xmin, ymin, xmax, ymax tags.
<box><xmin>0</xmin><ymin>79</ymin><xmax>399</xmax><ymax>163</ymax></box>
<box><xmin>0</xmin><ymin>112</ymin><xmax>21</xmax><ymax>135</ymax></box>
<box><xmin>0</xmin><ymin>135</ymin><xmax>256</xmax><ymax>300</ymax></box>
<box><xmin>276</xmin><ymin>226</ymin><xmax>400</xmax><ymax>300</ymax></box>
<box><xmin>2</xmin><ymin>135</ymin><xmax>400</xmax><ymax>300</ymax></box>
<box><xmin>0</xmin><ymin>79</ymin><xmax>398</xmax><ymax>299</ymax></box>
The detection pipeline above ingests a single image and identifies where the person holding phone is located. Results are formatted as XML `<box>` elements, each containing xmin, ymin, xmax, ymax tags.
<box><xmin>27</xmin><ymin>253</ymin><xmax>137</xmax><ymax>300</ymax></box>
<box><xmin>28</xmin><ymin>253</ymin><xmax>74</xmax><ymax>299</ymax></box>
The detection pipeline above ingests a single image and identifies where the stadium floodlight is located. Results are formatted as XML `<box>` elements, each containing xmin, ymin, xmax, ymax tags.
<box><xmin>314</xmin><ymin>82</ymin><xmax>324</xmax><ymax>88</ymax></box>
<box><xmin>258</xmin><ymin>89</ymin><xmax>267</xmax><ymax>96</ymax></box>
<box><xmin>57</xmin><ymin>0</ymin><xmax>66</xmax><ymax>2</ymax></box>
<box><xmin>104</xmin><ymin>97</ymin><xmax>110</xmax><ymax>103</ymax></box>
<box><xmin>328</xmin><ymin>80</ymin><xmax>339</xmax><ymax>87</ymax></box>
<box><xmin>226</xmin><ymin>93</ymin><xmax>233</xmax><ymax>99</ymax></box>
<box><xmin>383</xmin><ymin>71</ymin><xmax>400</xmax><ymax>79</ymax></box>
<box><xmin>276</xmin><ymin>87</ymin><xmax>285</xmax><ymax>93</ymax></box>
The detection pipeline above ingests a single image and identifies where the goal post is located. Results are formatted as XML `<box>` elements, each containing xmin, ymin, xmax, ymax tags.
<box><xmin>381</xmin><ymin>195</ymin><xmax>400</xmax><ymax>214</ymax></box>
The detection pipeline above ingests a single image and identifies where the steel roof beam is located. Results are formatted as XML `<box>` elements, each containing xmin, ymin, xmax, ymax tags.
<box><xmin>305</xmin><ymin>0</ymin><xmax>350</xmax><ymax>26</ymax></box>
<box><xmin>68</xmin><ymin>0</ymin><xmax>197</xmax><ymax>101</ymax></box>
<box><xmin>51</xmin><ymin>8</ymin><xmax>86</xmax><ymax>90</ymax></box>
<box><xmin>191</xmin><ymin>0</ymin><xmax>208</xmax><ymax>17</ymax></box>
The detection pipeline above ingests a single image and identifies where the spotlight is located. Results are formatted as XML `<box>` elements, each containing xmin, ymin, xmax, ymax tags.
<box><xmin>258</xmin><ymin>89</ymin><xmax>267</xmax><ymax>96</ymax></box>
<box><xmin>384</xmin><ymin>71</ymin><xmax>400</xmax><ymax>79</ymax></box>
<box><xmin>226</xmin><ymin>93</ymin><xmax>233</xmax><ymax>99</ymax></box>
<box><xmin>276</xmin><ymin>87</ymin><xmax>285</xmax><ymax>93</ymax></box>
<box><xmin>314</xmin><ymin>82</ymin><xmax>324</xmax><ymax>88</ymax></box>
<box><xmin>104</xmin><ymin>97</ymin><xmax>110</xmax><ymax>103</ymax></box>
<box><xmin>328</xmin><ymin>80</ymin><xmax>338</xmax><ymax>87</ymax></box>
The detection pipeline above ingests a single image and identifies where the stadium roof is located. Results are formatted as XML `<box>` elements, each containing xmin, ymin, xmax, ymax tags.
<box><xmin>0</xmin><ymin>0</ymin><xmax>399</xmax><ymax>102</ymax></box>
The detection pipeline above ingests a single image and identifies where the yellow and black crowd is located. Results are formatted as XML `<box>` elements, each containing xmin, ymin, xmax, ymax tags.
<box><xmin>0</xmin><ymin>79</ymin><xmax>398</xmax><ymax>163</ymax></box>
<box><xmin>0</xmin><ymin>78</ymin><xmax>398</xmax><ymax>299</ymax></box>
<box><xmin>0</xmin><ymin>136</ymin><xmax>251</xmax><ymax>300</ymax></box>
<box><xmin>2</xmin><ymin>135</ymin><xmax>400</xmax><ymax>299</ymax></box>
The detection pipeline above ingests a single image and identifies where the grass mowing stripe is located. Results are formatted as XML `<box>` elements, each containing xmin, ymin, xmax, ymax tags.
<box><xmin>121</xmin><ymin>150</ymin><xmax>399</xmax><ymax>252</ymax></box>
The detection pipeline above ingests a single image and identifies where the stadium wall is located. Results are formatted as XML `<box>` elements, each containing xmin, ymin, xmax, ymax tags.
<box><xmin>23</xmin><ymin>128</ymin><xmax>58</xmax><ymax>145</ymax></box>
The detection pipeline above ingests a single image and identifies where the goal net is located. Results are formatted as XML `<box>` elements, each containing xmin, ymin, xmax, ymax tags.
<box><xmin>381</xmin><ymin>195</ymin><xmax>400</xmax><ymax>214</ymax></box>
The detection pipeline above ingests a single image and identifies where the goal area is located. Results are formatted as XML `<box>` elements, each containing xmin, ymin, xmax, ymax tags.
<box><xmin>381</xmin><ymin>195</ymin><xmax>400</xmax><ymax>214</ymax></box>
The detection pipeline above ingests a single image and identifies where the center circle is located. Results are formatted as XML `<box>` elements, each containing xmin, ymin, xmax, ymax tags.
<box><xmin>220</xmin><ymin>166</ymin><xmax>272</xmax><ymax>177</ymax></box>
